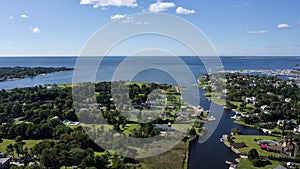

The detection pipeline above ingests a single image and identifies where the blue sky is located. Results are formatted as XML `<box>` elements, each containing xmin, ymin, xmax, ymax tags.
<box><xmin>1</xmin><ymin>0</ymin><xmax>300</xmax><ymax>56</ymax></box>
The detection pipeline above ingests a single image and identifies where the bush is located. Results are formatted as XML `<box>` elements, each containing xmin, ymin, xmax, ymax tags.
<box><xmin>268</xmin><ymin>155</ymin><xmax>300</xmax><ymax>163</ymax></box>
<box><xmin>251</xmin><ymin>159</ymin><xmax>271</xmax><ymax>167</ymax></box>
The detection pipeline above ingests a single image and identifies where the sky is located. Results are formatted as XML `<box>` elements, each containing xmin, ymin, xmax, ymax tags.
<box><xmin>1</xmin><ymin>0</ymin><xmax>300</xmax><ymax>56</ymax></box>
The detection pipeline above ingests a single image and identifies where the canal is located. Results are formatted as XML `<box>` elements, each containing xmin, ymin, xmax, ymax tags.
<box><xmin>188</xmin><ymin>89</ymin><xmax>263</xmax><ymax>169</ymax></box>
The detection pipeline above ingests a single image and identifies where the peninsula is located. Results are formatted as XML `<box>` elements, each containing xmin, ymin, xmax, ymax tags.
<box><xmin>0</xmin><ymin>67</ymin><xmax>73</xmax><ymax>82</ymax></box>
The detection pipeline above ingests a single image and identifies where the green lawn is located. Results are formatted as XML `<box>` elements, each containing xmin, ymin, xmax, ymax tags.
<box><xmin>121</xmin><ymin>124</ymin><xmax>140</xmax><ymax>135</ymax></box>
<box><xmin>139</xmin><ymin>141</ymin><xmax>188</xmax><ymax>169</ymax></box>
<box><xmin>204</xmin><ymin>92</ymin><xmax>226</xmax><ymax>106</ymax></box>
<box><xmin>235</xmin><ymin>120</ymin><xmax>259</xmax><ymax>128</ymax></box>
<box><xmin>0</xmin><ymin>139</ymin><xmax>45</xmax><ymax>156</ymax></box>
<box><xmin>237</xmin><ymin>158</ymin><xmax>283</xmax><ymax>169</ymax></box>
<box><xmin>234</xmin><ymin>135</ymin><xmax>281</xmax><ymax>157</ymax></box>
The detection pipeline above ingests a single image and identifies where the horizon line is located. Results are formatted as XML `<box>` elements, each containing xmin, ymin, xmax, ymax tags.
<box><xmin>0</xmin><ymin>55</ymin><xmax>300</xmax><ymax>57</ymax></box>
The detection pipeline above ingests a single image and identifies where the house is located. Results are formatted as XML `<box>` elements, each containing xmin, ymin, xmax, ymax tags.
<box><xmin>0</xmin><ymin>153</ymin><xmax>12</xmax><ymax>169</ymax></box>
<box><xmin>274</xmin><ymin>165</ymin><xmax>287</xmax><ymax>169</ymax></box>
<box><xmin>260</xmin><ymin>105</ymin><xmax>269</xmax><ymax>110</ymax></box>
<box><xmin>294</xmin><ymin>125</ymin><xmax>300</xmax><ymax>133</ymax></box>
<box><xmin>153</xmin><ymin>124</ymin><xmax>171</xmax><ymax>131</ymax></box>
<box><xmin>230</xmin><ymin>142</ymin><xmax>246</xmax><ymax>149</ymax></box>
<box><xmin>266</xmin><ymin>145</ymin><xmax>283</xmax><ymax>153</ymax></box>
<box><xmin>285</xmin><ymin>98</ymin><xmax>291</xmax><ymax>103</ymax></box>
<box><xmin>46</xmin><ymin>84</ymin><xmax>59</xmax><ymax>89</ymax></box>
<box><xmin>165</xmin><ymin>105</ymin><xmax>176</xmax><ymax>110</ymax></box>
<box><xmin>245</xmin><ymin>97</ymin><xmax>257</xmax><ymax>105</ymax></box>
<box><xmin>181</xmin><ymin>106</ymin><xmax>187</xmax><ymax>110</ymax></box>
<box><xmin>282</xmin><ymin>139</ymin><xmax>296</xmax><ymax>157</ymax></box>
<box><xmin>277</xmin><ymin>120</ymin><xmax>296</xmax><ymax>127</ymax></box>
<box><xmin>161</xmin><ymin>112</ymin><xmax>172</xmax><ymax>117</ymax></box>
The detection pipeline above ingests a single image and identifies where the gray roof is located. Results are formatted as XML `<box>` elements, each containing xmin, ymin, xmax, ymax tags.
<box><xmin>274</xmin><ymin>165</ymin><xmax>287</xmax><ymax>169</ymax></box>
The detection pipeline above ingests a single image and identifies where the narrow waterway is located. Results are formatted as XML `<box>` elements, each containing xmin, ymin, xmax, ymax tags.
<box><xmin>188</xmin><ymin>89</ymin><xmax>263</xmax><ymax>169</ymax></box>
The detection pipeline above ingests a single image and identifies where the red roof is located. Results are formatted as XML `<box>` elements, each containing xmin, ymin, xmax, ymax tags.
<box><xmin>260</xmin><ymin>145</ymin><xmax>268</xmax><ymax>149</ymax></box>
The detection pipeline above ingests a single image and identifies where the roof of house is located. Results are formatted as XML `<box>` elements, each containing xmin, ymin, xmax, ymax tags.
<box><xmin>274</xmin><ymin>165</ymin><xmax>287</xmax><ymax>169</ymax></box>
<box><xmin>230</xmin><ymin>142</ymin><xmax>245</xmax><ymax>149</ymax></box>
<box><xmin>267</xmin><ymin>145</ymin><xmax>283</xmax><ymax>151</ymax></box>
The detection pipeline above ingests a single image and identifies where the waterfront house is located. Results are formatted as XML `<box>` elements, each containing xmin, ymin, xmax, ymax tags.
<box><xmin>153</xmin><ymin>124</ymin><xmax>171</xmax><ymax>131</ymax></box>
<box><xmin>266</xmin><ymin>145</ymin><xmax>283</xmax><ymax>153</ymax></box>
<box><xmin>46</xmin><ymin>84</ymin><xmax>59</xmax><ymax>89</ymax></box>
<box><xmin>260</xmin><ymin>139</ymin><xmax>297</xmax><ymax>158</ymax></box>
<box><xmin>282</xmin><ymin>139</ymin><xmax>296</xmax><ymax>157</ymax></box>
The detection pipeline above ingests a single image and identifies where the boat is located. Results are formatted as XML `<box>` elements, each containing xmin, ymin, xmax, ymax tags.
<box><xmin>220</xmin><ymin>138</ymin><xmax>224</xmax><ymax>142</ymax></box>
<box><xmin>230</xmin><ymin>115</ymin><xmax>238</xmax><ymax>119</ymax></box>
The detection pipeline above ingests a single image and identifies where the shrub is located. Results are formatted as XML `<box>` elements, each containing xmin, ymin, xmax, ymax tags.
<box><xmin>251</xmin><ymin>159</ymin><xmax>271</xmax><ymax>167</ymax></box>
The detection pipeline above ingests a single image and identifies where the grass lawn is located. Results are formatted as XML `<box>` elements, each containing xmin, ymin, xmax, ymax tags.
<box><xmin>237</xmin><ymin>158</ymin><xmax>283</xmax><ymax>169</ymax></box>
<box><xmin>121</xmin><ymin>124</ymin><xmax>140</xmax><ymax>135</ymax></box>
<box><xmin>235</xmin><ymin>120</ymin><xmax>258</xmax><ymax>128</ymax></box>
<box><xmin>0</xmin><ymin>139</ymin><xmax>45</xmax><ymax>156</ymax></box>
<box><xmin>204</xmin><ymin>92</ymin><xmax>226</xmax><ymax>106</ymax></box>
<box><xmin>234</xmin><ymin>135</ymin><xmax>281</xmax><ymax>157</ymax></box>
<box><xmin>139</xmin><ymin>141</ymin><xmax>188</xmax><ymax>169</ymax></box>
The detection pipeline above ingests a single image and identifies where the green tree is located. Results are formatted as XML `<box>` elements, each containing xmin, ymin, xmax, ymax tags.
<box><xmin>69</xmin><ymin>148</ymin><xmax>86</xmax><ymax>166</ymax></box>
<box><xmin>248</xmin><ymin>148</ymin><xmax>259</xmax><ymax>161</ymax></box>
<box><xmin>6</xmin><ymin>144</ymin><xmax>15</xmax><ymax>156</ymax></box>
<box><xmin>15</xmin><ymin>135</ymin><xmax>23</xmax><ymax>143</ymax></box>
<box><xmin>231</xmin><ymin>128</ymin><xmax>240</xmax><ymax>136</ymax></box>
<box><xmin>11</xmin><ymin>101</ymin><xmax>22</xmax><ymax>116</ymax></box>
<box><xmin>40</xmin><ymin>149</ymin><xmax>60</xmax><ymax>169</ymax></box>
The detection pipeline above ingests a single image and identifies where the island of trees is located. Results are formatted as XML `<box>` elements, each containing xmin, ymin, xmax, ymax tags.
<box><xmin>0</xmin><ymin>67</ymin><xmax>73</xmax><ymax>82</ymax></box>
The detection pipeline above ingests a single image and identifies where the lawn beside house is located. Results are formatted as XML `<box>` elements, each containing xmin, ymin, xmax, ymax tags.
<box><xmin>234</xmin><ymin>135</ymin><xmax>281</xmax><ymax>157</ymax></box>
<box><xmin>237</xmin><ymin>158</ymin><xmax>283</xmax><ymax>169</ymax></box>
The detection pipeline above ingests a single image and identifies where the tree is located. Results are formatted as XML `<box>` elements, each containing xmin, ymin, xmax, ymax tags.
<box><xmin>69</xmin><ymin>148</ymin><xmax>86</xmax><ymax>166</ymax></box>
<box><xmin>40</xmin><ymin>149</ymin><xmax>60</xmax><ymax>169</ymax></box>
<box><xmin>15</xmin><ymin>135</ymin><xmax>23</xmax><ymax>143</ymax></box>
<box><xmin>231</xmin><ymin>128</ymin><xmax>240</xmax><ymax>136</ymax></box>
<box><xmin>6</xmin><ymin>144</ymin><xmax>15</xmax><ymax>156</ymax></box>
<box><xmin>11</xmin><ymin>101</ymin><xmax>22</xmax><ymax>116</ymax></box>
<box><xmin>248</xmin><ymin>148</ymin><xmax>259</xmax><ymax>161</ymax></box>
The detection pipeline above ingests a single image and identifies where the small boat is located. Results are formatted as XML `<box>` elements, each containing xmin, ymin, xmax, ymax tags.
<box><xmin>230</xmin><ymin>115</ymin><xmax>238</xmax><ymax>119</ymax></box>
<box><xmin>208</xmin><ymin>116</ymin><xmax>216</xmax><ymax>121</ymax></box>
<box><xmin>220</xmin><ymin>138</ymin><xmax>224</xmax><ymax>142</ymax></box>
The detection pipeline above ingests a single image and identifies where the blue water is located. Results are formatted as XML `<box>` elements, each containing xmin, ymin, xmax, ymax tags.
<box><xmin>0</xmin><ymin>56</ymin><xmax>299</xmax><ymax>90</ymax></box>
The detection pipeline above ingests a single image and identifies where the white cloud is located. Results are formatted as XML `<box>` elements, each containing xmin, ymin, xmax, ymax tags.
<box><xmin>20</xmin><ymin>14</ymin><xmax>28</xmax><ymax>18</ymax></box>
<box><xmin>248</xmin><ymin>30</ymin><xmax>268</xmax><ymax>34</ymax></box>
<box><xmin>176</xmin><ymin>7</ymin><xmax>195</xmax><ymax>14</ymax></box>
<box><xmin>232</xmin><ymin>3</ymin><xmax>249</xmax><ymax>8</ymax></box>
<box><xmin>9</xmin><ymin>16</ymin><xmax>14</xmax><ymax>19</ymax></box>
<box><xmin>119</xmin><ymin>16</ymin><xmax>150</xmax><ymax>25</ymax></box>
<box><xmin>120</xmin><ymin>16</ymin><xmax>135</xmax><ymax>23</ymax></box>
<box><xmin>135</xmin><ymin>21</ymin><xmax>150</xmax><ymax>25</ymax></box>
<box><xmin>80</xmin><ymin>0</ymin><xmax>137</xmax><ymax>8</ymax></box>
<box><xmin>149</xmin><ymin>1</ymin><xmax>175</xmax><ymax>12</ymax></box>
<box><xmin>32</xmin><ymin>27</ymin><xmax>41</xmax><ymax>34</ymax></box>
<box><xmin>277</xmin><ymin>23</ymin><xmax>290</xmax><ymax>29</ymax></box>
<box><xmin>111</xmin><ymin>14</ymin><xmax>127</xmax><ymax>20</ymax></box>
